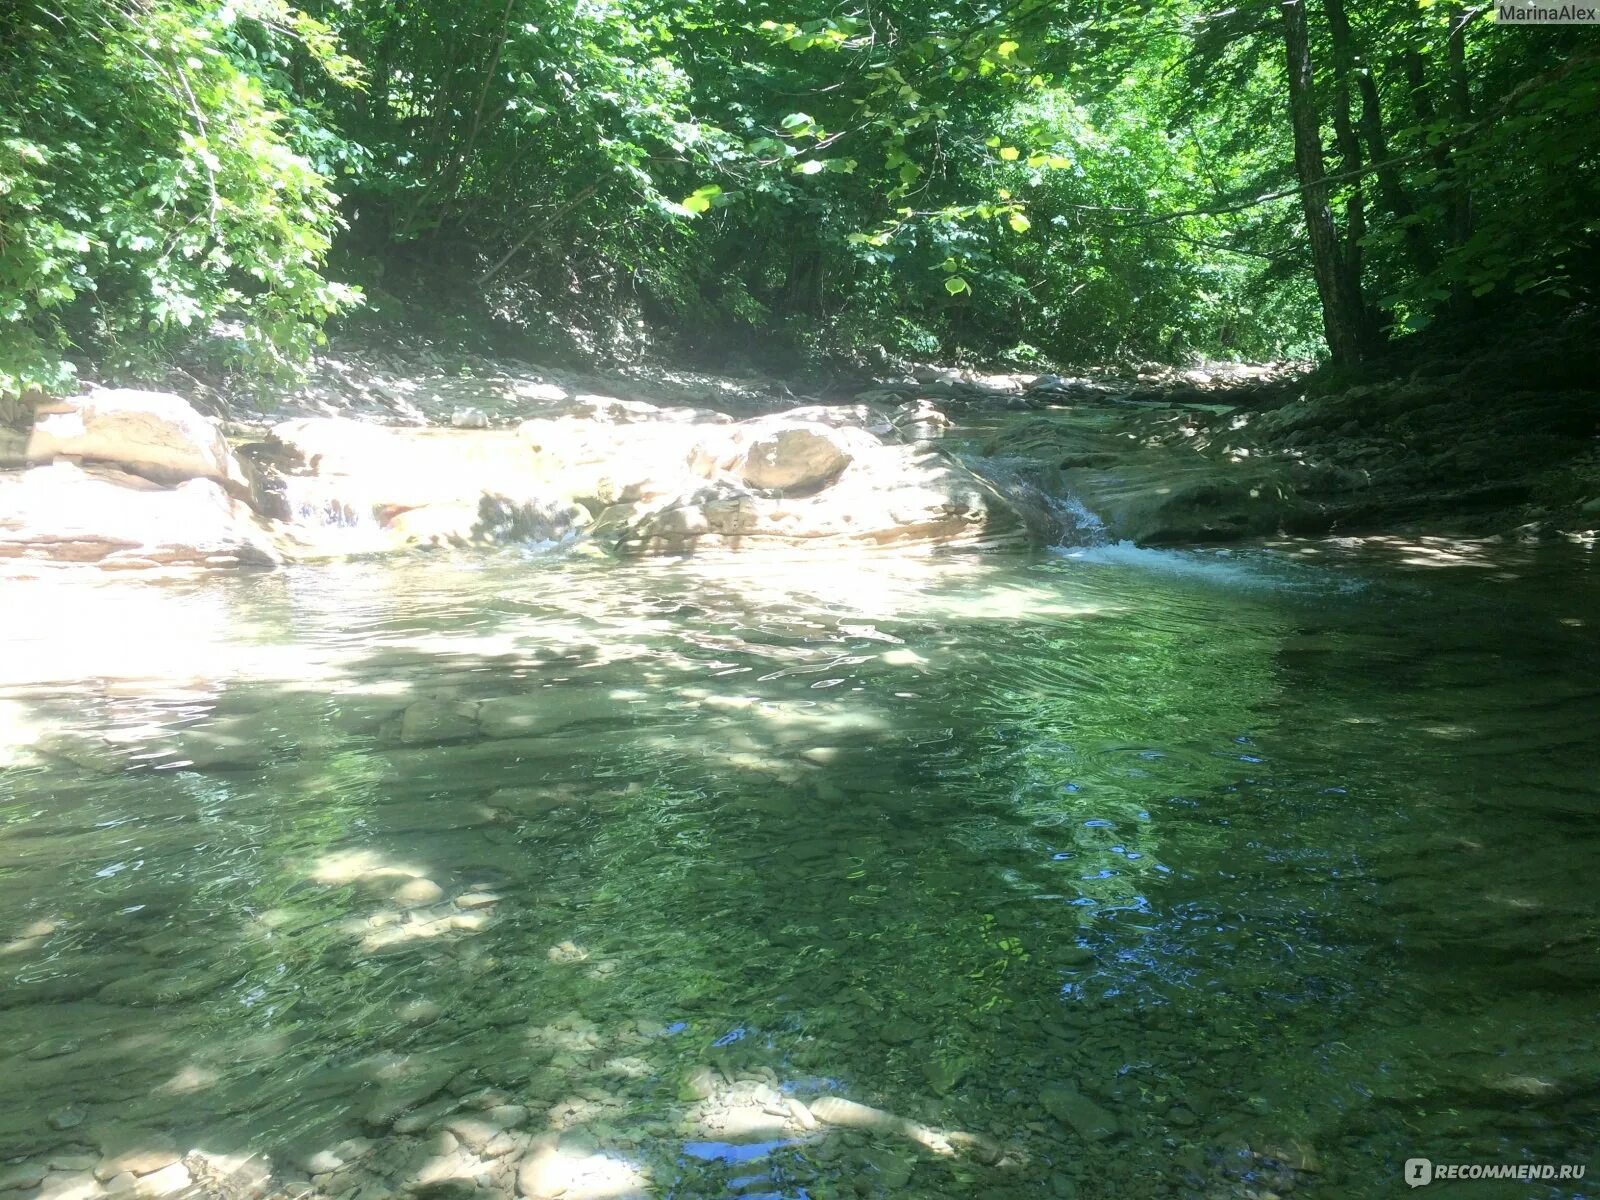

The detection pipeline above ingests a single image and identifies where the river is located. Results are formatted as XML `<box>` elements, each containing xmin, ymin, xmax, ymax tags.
<box><xmin>1</xmin><ymin>535</ymin><xmax>1596</xmax><ymax>1198</ymax></box>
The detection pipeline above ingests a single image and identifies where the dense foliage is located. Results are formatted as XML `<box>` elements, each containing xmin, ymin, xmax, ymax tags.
<box><xmin>0</xmin><ymin>0</ymin><xmax>360</xmax><ymax>394</ymax></box>
<box><xmin>1</xmin><ymin>0</ymin><xmax>1595</xmax><ymax>390</ymax></box>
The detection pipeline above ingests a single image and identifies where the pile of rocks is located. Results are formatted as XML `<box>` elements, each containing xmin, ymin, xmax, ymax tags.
<box><xmin>855</xmin><ymin>362</ymin><xmax>1299</xmax><ymax>414</ymax></box>
<box><xmin>0</xmin><ymin>390</ymin><xmax>281</xmax><ymax>569</ymax></box>
<box><xmin>0</xmin><ymin>381</ymin><xmax>1031</xmax><ymax>570</ymax></box>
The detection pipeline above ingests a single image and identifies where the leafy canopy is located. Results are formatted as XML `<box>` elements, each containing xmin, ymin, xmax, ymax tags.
<box><xmin>2</xmin><ymin>0</ymin><xmax>1594</xmax><ymax>389</ymax></box>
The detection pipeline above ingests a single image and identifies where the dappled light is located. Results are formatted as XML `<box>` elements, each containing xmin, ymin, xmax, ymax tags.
<box><xmin>1</xmin><ymin>0</ymin><xmax>1596</xmax><ymax>1192</ymax></box>
<box><xmin>2</xmin><ymin>541</ymin><xmax>1595</xmax><ymax>1199</ymax></box>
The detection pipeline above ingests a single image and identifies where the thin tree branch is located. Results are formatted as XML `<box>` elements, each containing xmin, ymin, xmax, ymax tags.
<box><xmin>476</xmin><ymin>185</ymin><xmax>599</xmax><ymax>286</ymax></box>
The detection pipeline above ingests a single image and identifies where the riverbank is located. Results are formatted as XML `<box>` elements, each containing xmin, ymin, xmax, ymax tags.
<box><xmin>2</xmin><ymin>318</ymin><xmax>1596</xmax><ymax>573</ymax></box>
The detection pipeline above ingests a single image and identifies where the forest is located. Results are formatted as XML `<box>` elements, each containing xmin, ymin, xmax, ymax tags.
<box><xmin>3</xmin><ymin>0</ymin><xmax>1596</xmax><ymax>397</ymax></box>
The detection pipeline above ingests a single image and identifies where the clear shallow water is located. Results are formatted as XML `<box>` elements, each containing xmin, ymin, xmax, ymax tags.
<box><xmin>1</xmin><ymin>541</ymin><xmax>1597</xmax><ymax>1200</ymax></box>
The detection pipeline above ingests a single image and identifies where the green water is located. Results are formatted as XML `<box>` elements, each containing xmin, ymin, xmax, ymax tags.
<box><xmin>1</xmin><ymin>540</ymin><xmax>1597</xmax><ymax>1199</ymax></box>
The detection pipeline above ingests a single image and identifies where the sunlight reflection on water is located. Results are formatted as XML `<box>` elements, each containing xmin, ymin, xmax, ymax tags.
<box><xmin>0</xmin><ymin>541</ymin><xmax>1596</xmax><ymax>1198</ymax></box>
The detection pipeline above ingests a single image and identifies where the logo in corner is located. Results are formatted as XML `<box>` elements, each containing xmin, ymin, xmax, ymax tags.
<box><xmin>1405</xmin><ymin>1158</ymin><xmax>1434</xmax><ymax>1188</ymax></box>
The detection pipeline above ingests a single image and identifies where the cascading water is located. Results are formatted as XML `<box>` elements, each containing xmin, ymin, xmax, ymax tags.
<box><xmin>960</xmin><ymin>451</ymin><xmax>1109</xmax><ymax>548</ymax></box>
<box><xmin>276</xmin><ymin>472</ymin><xmax>376</xmax><ymax>530</ymax></box>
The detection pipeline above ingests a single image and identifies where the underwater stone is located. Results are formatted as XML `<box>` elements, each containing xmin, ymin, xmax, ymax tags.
<box><xmin>132</xmin><ymin>1163</ymin><xmax>190</xmax><ymax>1198</ymax></box>
<box><xmin>0</xmin><ymin>1164</ymin><xmax>47</xmax><ymax>1193</ymax></box>
<box><xmin>1041</xmin><ymin>1084</ymin><xmax>1121</xmax><ymax>1141</ymax></box>
<box><xmin>390</xmin><ymin>877</ymin><xmax>445</xmax><ymax>906</ymax></box>
<box><xmin>93</xmin><ymin>1132</ymin><xmax>179</xmax><ymax>1180</ymax></box>
<box><xmin>676</xmin><ymin>1066</ymin><xmax>720</xmax><ymax>1102</ymax></box>
<box><xmin>48</xmin><ymin>1106</ymin><xmax>88</xmax><ymax>1131</ymax></box>
<box><xmin>807</xmin><ymin>1097</ymin><xmax>911</xmax><ymax>1135</ymax></box>
<box><xmin>399</xmin><ymin>700</ymin><xmax>480</xmax><ymax>745</ymax></box>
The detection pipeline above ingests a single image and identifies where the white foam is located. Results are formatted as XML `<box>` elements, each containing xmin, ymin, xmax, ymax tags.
<box><xmin>1053</xmin><ymin>540</ymin><xmax>1361</xmax><ymax>594</ymax></box>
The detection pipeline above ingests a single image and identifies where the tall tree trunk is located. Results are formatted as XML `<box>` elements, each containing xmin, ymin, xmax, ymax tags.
<box><xmin>1279</xmin><ymin>0</ymin><xmax>1366</xmax><ymax>365</ymax></box>
<box><xmin>1406</xmin><ymin>8</ymin><xmax>1477</xmax><ymax>311</ymax></box>
<box><xmin>1326</xmin><ymin>14</ymin><xmax>1368</xmax><ymax>338</ymax></box>
<box><xmin>1446</xmin><ymin>1</ymin><xmax>1465</xmax><ymax>251</ymax></box>
<box><xmin>1325</xmin><ymin>0</ymin><xmax>1435</xmax><ymax>277</ymax></box>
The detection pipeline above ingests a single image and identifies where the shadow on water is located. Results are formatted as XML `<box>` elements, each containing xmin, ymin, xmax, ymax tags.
<box><xmin>0</xmin><ymin>542</ymin><xmax>1597</xmax><ymax>1199</ymax></box>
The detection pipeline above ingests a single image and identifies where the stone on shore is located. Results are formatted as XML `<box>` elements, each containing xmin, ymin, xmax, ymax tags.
<box><xmin>0</xmin><ymin>463</ymin><xmax>281</xmax><ymax>570</ymax></box>
<box><xmin>738</xmin><ymin>426</ymin><xmax>853</xmax><ymax>494</ymax></box>
<box><xmin>28</xmin><ymin>389</ymin><xmax>249</xmax><ymax>494</ymax></box>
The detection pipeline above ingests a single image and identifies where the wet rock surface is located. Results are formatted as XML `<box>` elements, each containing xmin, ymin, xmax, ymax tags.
<box><xmin>257</xmin><ymin>399</ymin><xmax>1025</xmax><ymax>557</ymax></box>
<box><xmin>0</xmin><ymin>461</ymin><xmax>281</xmax><ymax>569</ymax></box>
<box><xmin>26</xmin><ymin>388</ymin><xmax>252</xmax><ymax>495</ymax></box>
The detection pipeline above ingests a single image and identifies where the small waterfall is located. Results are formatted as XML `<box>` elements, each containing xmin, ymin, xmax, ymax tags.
<box><xmin>964</xmin><ymin>454</ymin><xmax>1108</xmax><ymax>548</ymax></box>
<box><xmin>276</xmin><ymin>474</ymin><xmax>376</xmax><ymax>531</ymax></box>
<box><xmin>1047</xmin><ymin>491</ymin><xmax>1108</xmax><ymax>546</ymax></box>
<box><xmin>266</xmin><ymin>472</ymin><xmax>413</xmax><ymax>557</ymax></box>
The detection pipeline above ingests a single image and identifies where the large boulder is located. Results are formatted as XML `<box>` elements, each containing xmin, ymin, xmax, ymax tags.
<box><xmin>0</xmin><ymin>462</ymin><xmax>281</xmax><ymax>569</ymax></box>
<box><xmin>27</xmin><ymin>388</ymin><xmax>249</xmax><ymax>494</ymax></box>
<box><xmin>615</xmin><ymin>440</ymin><xmax>1023</xmax><ymax>556</ymax></box>
<box><xmin>738</xmin><ymin>426</ymin><xmax>853</xmax><ymax>495</ymax></box>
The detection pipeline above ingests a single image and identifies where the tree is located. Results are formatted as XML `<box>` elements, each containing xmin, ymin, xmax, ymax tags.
<box><xmin>1278</xmin><ymin>0</ymin><xmax>1368</xmax><ymax>364</ymax></box>
<box><xmin>0</xmin><ymin>0</ymin><xmax>360</xmax><ymax>395</ymax></box>
<box><xmin>2</xmin><ymin>0</ymin><xmax>1594</xmax><ymax>387</ymax></box>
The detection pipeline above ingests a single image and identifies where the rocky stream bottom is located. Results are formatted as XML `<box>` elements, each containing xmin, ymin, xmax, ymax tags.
<box><xmin>2</xmin><ymin>541</ymin><xmax>1598</xmax><ymax>1200</ymax></box>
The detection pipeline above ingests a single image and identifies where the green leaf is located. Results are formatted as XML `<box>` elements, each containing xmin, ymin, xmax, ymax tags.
<box><xmin>680</xmin><ymin>184</ymin><xmax>721</xmax><ymax>214</ymax></box>
<box><xmin>998</xmin><ymin>146</ymin><xmax>1020</xmax><ymax>162</ymax></box>
<box><xmin>1008</xmin><ymin>211</ymin><xmax>1031</xmax><ymax>233</ymax></box>
<box><xmin>944</xmin><ymin>276</ymin><xmax>970</xmax><ymax>295</ymax></box>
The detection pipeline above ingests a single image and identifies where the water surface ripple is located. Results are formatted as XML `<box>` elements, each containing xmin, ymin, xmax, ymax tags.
<box><xmin>1</xmin><ymin>542</ymin><xmax>1596</xmax><ymax>1199</ymax></box>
